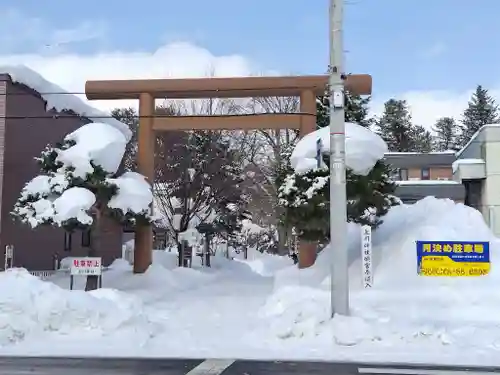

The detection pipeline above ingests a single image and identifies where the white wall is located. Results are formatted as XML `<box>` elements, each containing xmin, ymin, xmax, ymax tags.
<box><xmin>456</xmin><ymin>126</ymin><xmax>500</xmax><ymax>236</ymax></box>
<box><xmin>482</xmin><ymin>127</ymin><xmax>500</xmax><ymax>236</ymax></box>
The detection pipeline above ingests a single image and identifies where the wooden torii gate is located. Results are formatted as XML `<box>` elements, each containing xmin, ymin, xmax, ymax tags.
<box><xmin>85</xmin><ymin>74</ymin><xmax>372</xmax><ymax>273</ymax></box>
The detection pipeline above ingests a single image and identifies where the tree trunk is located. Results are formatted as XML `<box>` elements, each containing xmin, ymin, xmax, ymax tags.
<box><xmin>298</xmin><ymin>241</ymin><xmax>317</xmax><ymax>269</ymax></box>
<box><xmin>85</xmin><ymin>210</ymin><xmax>101</xmax><ymax>291</ymax></box>
<box><xmin>204</xmin><ymin>235</ymin><xmax>211</xmax><ymax>267</ymax></box>
<box><xmin>177</xmin><ymin>241</ymin><xmax>184</xmax><ymax>267</ymax></box>
<box><xmin>277</xmin><ymin>223</ymin><xmax>289</xmax><ymax>255</ymax></box>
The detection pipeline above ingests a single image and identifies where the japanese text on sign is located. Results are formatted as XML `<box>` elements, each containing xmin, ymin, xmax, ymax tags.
<box><xmin>361</xmin><ymin>225</ymin><xmax>373</xmax><ymax>288</ymax></box>
<box><xmin>416</xmin><ymin>241</ymin><xmax>490</xmax><ymax>277</ymax></box>
<box><xmin>70</xmin><ymin>257</ymin><xmax>102</xmax><ymax>276</ymax></box>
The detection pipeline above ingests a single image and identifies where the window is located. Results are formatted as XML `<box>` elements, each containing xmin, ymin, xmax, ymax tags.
<box><xmin>421</xmin><ymin>168</ymin><xmax>430</xmax><ymax>180</ymax></box>
<box><xmin>82</xmin><ymin>229</ymin><xmax>91</xmax><ymax>247</ymax></box>
<box><xmin>64</xmin><ymin>232</ymin><xmax>72</xmax><ymax>252</ymax></box>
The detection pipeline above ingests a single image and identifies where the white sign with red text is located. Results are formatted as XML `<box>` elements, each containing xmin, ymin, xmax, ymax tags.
<box><xmin>361</xmin><ymin>225</ymin><xmax>373</xmax><ymax>288</ymax></box>
<box><xmin>70</xmin><ymin>257</ymin><xmax>102</xmax><ymax>276</ymax></box>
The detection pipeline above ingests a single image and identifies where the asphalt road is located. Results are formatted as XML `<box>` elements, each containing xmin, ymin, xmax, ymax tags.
<box><xmin>0</xmin><ymin>357</ymin><xmax>499</xmax><ymax>375</ymax></box>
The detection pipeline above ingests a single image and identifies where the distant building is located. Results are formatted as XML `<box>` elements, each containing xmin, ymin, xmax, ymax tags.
<box><xmin>453</xmin><ymin>125</ymin><xmax>500</xmax><ymax>236</ymax></box>
<box><xmin>384</xmin><ymin>151</ymin><xmax>465</xmax><ymax>204</ymax></box>
<box><xmin>0</xmin><ymin>69</ymin><xmax>123</xmax><ymax>271</ymax></box>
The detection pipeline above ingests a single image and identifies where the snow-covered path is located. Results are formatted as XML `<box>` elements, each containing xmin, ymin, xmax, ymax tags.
<box><xmin>145</xmin><ymin>271</ymin><xmax>274</xmax><ymax>358</ymax></box>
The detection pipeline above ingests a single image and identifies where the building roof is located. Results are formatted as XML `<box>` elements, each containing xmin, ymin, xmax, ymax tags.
<box><xmin>395</xmin><ymin>182</ymin><xmax>465</xmax><ymax>201</ymax></box>
<box><xmin>0</xmin><ymin>65</ymin><xmax>131</xmax><ymax>141</ymax></box>
<box><xmin>456</xmin><ymin>124</ymin><xmax>500</xmax><ymax>158</ymax></box>
<box><xmin>384</xmin><ymin>152</ymin><xmax>456</xmax><ymax>168</ymax></box>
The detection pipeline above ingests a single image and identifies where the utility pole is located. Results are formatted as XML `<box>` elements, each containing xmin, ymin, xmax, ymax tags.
<box><xmin>329</xmin><ymin>0</ymin><xmax>349</xmax><ymax>317</ymax></box>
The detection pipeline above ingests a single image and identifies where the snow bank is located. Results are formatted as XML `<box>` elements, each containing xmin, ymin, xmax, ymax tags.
<box><xmin>291</xmin><ymin>123</ymin><xmax>388</xmax><ymax>175</ymax></box>
<box><xmin>0</xmin><ymin>65</ymin><xmax>132</xmax><ymax>141</ymax></box>
<box><xmin>273</xmin><ymin>222</ymin><xmax>361</xmax><ymax>290</ymax></box>
<box><xmin>0</xmin><ymin>269</ymin><xmax>158</xmax><ymax>346</ymax></box>
<box><xmin>59</xmin><ymin>122</ymin><xmax>127</xmax><ymax>177</ymax></box>
<box><xmin>234</xmin><ymin>250</ymin><xmax>293</xmax><ymax>277</ymax></box>
<box><xmin>58</xmin><ymin>250</ymin><xmax>216</xmax><ymax>304</ymax></box>
<box><xmin>262</xmin><ymin>197</ymin><xmax>500</xmax><ymax>355</ymax></box>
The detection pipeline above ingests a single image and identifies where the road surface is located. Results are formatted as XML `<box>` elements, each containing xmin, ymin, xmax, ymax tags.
<box><xmin>0</xmin><ymin>357</ymin><xmax>499</xmax><ymax>375</ymax></box>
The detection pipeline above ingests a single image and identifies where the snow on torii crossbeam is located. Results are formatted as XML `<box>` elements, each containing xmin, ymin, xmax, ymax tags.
<box><xmin>85</xmin><ymin>74</ymin><xmax>372</xmax><ymax>273</ymax></box>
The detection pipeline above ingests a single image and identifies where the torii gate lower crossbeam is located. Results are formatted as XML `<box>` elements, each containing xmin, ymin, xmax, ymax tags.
<box><xmin>85</xmin><ymin>74</ymin><xmax>372</xmax><ymax>273</ymax></box>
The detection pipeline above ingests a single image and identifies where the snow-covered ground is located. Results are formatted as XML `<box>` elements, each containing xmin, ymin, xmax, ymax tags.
<box><xmin>1</xmin><ymin>197</ymin><xmax>499</xmax><ymax>365</ymax></box>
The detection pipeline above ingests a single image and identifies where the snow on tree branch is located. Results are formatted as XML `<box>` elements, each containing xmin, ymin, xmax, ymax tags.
<box><xmin>12</xmin><ymin>122</ymin><xmax>156</xmax><ymax>232</ymax></box>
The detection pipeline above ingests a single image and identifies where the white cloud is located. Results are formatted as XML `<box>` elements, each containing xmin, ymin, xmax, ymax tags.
<box><xmin>0</xmin><ymin>38</ymin><xmax>498</xmax><ymax>131</ymax></box>
<box><xmin>371</xmin><ymin>87</ymin><xmax>500</xmax><ymax>131</ymax></box>
<box><xmin>48</xmin><ymin>20</ymin><xmax>108</xmax><ymax>47</ymax></box>
<box><xmin>0</xmin><ymin>42</ymin><xmax>261</xmax><ymax>111</ymax></box>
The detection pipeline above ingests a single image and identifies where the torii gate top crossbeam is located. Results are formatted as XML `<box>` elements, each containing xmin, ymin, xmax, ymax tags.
<box><xmin>85</xmin><ymin>74</ymin><xmax>372</xmax><ymax>100</ymax></box>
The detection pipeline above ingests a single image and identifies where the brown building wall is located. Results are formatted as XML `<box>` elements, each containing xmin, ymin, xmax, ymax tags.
<box><xmin>407</xmin><ymin>167</ymin><xmax>421</xmax><ymax>180</ymax></box>
<box><xmin>0</xmin><ymin>76</ymin><xmax>122</xmax><ymax>271</ymax></box>
<box><xmin>407</xmin><ymin>166</ymin><xmax>452</xmax><ymax>180</ymax></box>
<box><xmin>429</xmin><ymin>166</ymin><xmax>453</xmax><ymax>180</ymax></box>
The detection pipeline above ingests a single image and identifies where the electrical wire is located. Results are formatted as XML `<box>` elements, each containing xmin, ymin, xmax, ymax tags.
<box><xmin>0</xmin><ymin>85</ymin><xmax>331</xmax><ymax>97</ymax></box>
<box><xmin>0</xmin><ymin>112</ymin><xmax>317</xmax><ymax>120</ymax></box>
<box><xmin>0</xmin><ymin>91</ymin><xmax>496</xmax><ymax>147</ymax></box>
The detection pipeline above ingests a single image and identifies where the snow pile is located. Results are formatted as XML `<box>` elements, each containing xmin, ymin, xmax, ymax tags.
<box><xmin>52</xmin><ymin>187</ymin><xmax>96</xmax><ymax>225</ymax></box>
<box><xmin>58</xmin><ymin>122</ymin><xmax>127</xmax><ymax>177</ymax></box>
<box><xmin>0</xmin><ymin>64</ymin><xmax>131</xmax><ymax>141</ymax></box>
<box><xmin>107</xmin><ymin>172</ymin><xmax>154</xmax><ymax>217</ymax></box>
<box><xmin>100</xmin><ymin>251</ymin><xmax>216</xmax><ymax>303</ymax></box>
<box><xmin>0</xmin><ymin>269</ymin><xmax>158</xmax><ymax>346</ymax></box>
<box><xmin>291</xmin><ymin>123</ymin><xmax>388</xmax><ymax>175</ymax></box>
<box><xmin>235</xmin><ymin>250</ymin><xmax>293</xmax><ymax>277</ymax></box>
<box><xmin>260</xmin><ymin>197</ymin><xmax>500</xmax><ymax>359</ymax></box>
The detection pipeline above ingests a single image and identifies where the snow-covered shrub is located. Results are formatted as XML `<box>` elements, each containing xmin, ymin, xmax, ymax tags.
<box><xmin>11</xmin><ymin>122</ymin><xmax>157</xmax><ymax>289</ymax></box>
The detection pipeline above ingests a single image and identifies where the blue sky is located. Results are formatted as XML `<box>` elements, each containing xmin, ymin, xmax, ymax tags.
<box><xmin>2</xmin><ymin>0</ymin><xmax>500</xmax><ymax>97</ymax></box>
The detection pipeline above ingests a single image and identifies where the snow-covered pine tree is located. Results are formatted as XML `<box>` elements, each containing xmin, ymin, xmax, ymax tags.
<box><xmin>432</xmin><ymin>117</ymin><xmax>458</xmax><ymax>151</ymax></box>
<box><xmin>409</xmin><ymin>124</ymin><xmax>433</xmax><ymax>152</ymax></box>
<box><xmin>277</xmin><ymin>95</ymin><xmax>399</xmax><ymax>244</ymax></box>
<box><xmin>376</xmin><ymin>99</ymin><xmax>415</xmax><ymax>152</ymax></box>
<box><xmin>11</xmin><ymin>122</ymin><xmax>156</xmax><ymax>291</ymax></box>
<box><xmin>456</xmin><ymin>85</ymin><xmax>500</xmax><ymax>148</ymax></box>
<box><xmin>316</xmin><ymin>91</ymin><xmax>372</xmax><ymax>128</ymax></box>
<box><xmin>344</xmin><ymin>92</ymin><xmax>373</xmax><ymax>127</ymax></box>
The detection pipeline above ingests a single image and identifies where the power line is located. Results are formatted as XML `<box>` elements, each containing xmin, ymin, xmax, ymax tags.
<box><xmin>0</xmin><ymin>112</ymin><xmax>317</xmax><ymax>120</ymax></box>
<box><xmin>0</xmin><ymin>88</ymin><xmax>331</xmax><ymax>97</ymax></box>
<box><xmin>0</xmin><ymin>114</ymin><xmax>499</xmax><ymax>147</ymax></box>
